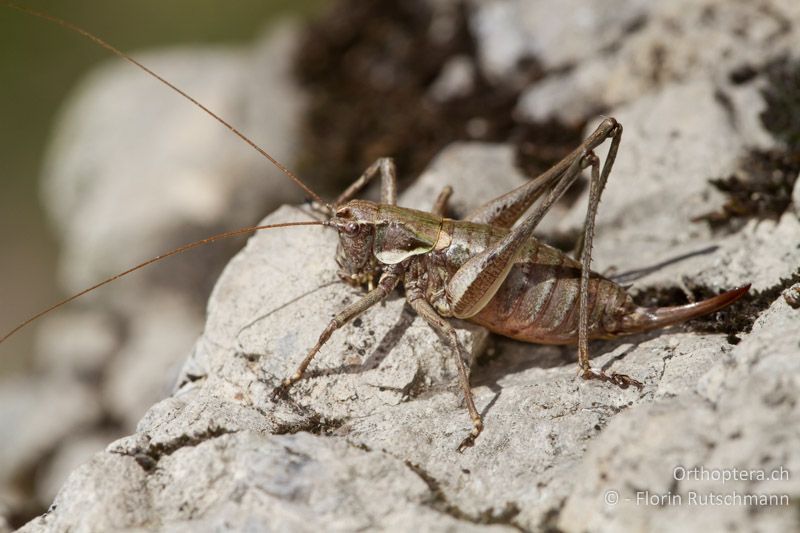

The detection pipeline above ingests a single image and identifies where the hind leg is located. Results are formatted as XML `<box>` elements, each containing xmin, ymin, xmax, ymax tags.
<box><xmin>574</xmin><ymin>130</ymin><xmax>642</xmax><ymax>390</ymax></box>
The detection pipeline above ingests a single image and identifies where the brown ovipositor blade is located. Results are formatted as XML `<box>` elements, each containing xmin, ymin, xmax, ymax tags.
<box><xmin>614</xmin><ymin>284</ymin><xmax>751</xmax><ymax>335</ymax></box>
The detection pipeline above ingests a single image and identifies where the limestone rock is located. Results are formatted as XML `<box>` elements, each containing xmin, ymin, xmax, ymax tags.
<box><xmin>398</xmin><ymin>142</ymin><xmax>527</xmax><ymax>218</ymax></box>
<box><xmin>35</xmin><ymin>433</ymin><xmax>119</xmax><ymax>508</ymax></box>
<box><xmin>515</xmin><ymin>0</ymin><xmax>800</xmax><ymax>124</ymax></box>
<box><xmin>470</xmin><ymin>0</ymin><xmax>652</xmax><ymax>82</ymax></box>
<box><xmin>558</xmin><ymin>298</ymin><xmax>800</xmax><ymax>533</ymax></box>
<box><xmin>22</xmin><ymin>139</ymin><xmax>800</xmax><ymax>528</ymax></box>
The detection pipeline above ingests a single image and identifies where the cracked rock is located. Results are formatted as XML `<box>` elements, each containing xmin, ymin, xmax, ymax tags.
<box><xmin>559</xmin><ymin>298</ymin><xmax>800</xmax><ymax>533</ymax></box>
<box><xmin>515</xmin><ymin>0</ymin><xmax>800</xmax><ymax>124</ymax></box>
<box><xmin>24</xmin><ymin>432</ymin><xmax>510</xmax><ymax>532</ymax></box>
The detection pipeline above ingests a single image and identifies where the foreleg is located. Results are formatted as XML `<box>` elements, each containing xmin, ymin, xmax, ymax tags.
<box><xmin>271</xmin><ymin>267</ymin><xmax>401</xmax><ymax>399</ymax></box>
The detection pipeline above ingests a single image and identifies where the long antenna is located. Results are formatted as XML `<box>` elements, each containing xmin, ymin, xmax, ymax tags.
<box><xmin>0</xmin><ymin>220</ymin><xmax>324</xmax><ymax>344</ymax></box>
<box><xmin>3</xmin><ymin>1</ymin><xmax>329</xmax><ymax>208</ymax></box>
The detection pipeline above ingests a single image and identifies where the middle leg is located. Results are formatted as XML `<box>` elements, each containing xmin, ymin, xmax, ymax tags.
<box><xmin>407</xmin><ymin>296</ymin><xmax>483</xmax><ymax>452</ymax></box>
<box><xmin>335</xmin><ymin>157</ymin><xmax>397</xmax><ymax>207</ymax></box>
<box><xmin>431</xmin><ymin>185</ymin><xmax>453</xmax><ymax>216</ymax></box>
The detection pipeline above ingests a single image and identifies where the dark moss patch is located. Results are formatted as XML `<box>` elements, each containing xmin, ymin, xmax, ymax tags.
<box><xmin>693</xmin><ymin>149</ymin><xmax>800</xmax><ymax>231</ymax></box>
<box><xmin>295</xmin><ymin>0</ymin><xmax>517</xmax><ymax>194</ymax></box>
<box><xmin>293</xmin><ymin>0</ymin><xmax>590</xmax><ymax>200</ymax></box>
<box><xmin>632</xmin><ymin>269</ymin><xmax>800</xmax><ymax>343</ymax></box>
<box><xmin>698</xmin><ymin>58</ymin><xmax>800</xmax><ymax>232</ymax></box>
<box><xmin>728</xmin><ymin>63</ymin><xmax>758</xmax><ymax>85</ymax></box>
<box><xmin>760</xmin><ymin>57</ymin><xmax>800</xmax><ymax>150</ymax></box>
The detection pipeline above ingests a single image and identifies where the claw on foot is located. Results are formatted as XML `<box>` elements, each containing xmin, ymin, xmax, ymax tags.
<box><xmin>456</xmin><ymin>418</ymin><xmax>484</xmax><ymax>453</ymax></box>
<box><xmin>270</xmin><ymin>379</ymin><xmax>293</xmax><ymax>402</ymax></box>
<box><xmin>582</xmin><ymin>367</ymin><xmax>643</xmax><ymax>390</ymax></box>
<box><xmin>457</xmin><ymin>434</ymin><xmax>475</xmax><ymax>453</ymax></box>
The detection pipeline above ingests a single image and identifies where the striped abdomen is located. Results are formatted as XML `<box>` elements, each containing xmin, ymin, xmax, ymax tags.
<box><xmin>424</xmin><ymin>220</ymin><xmax>631</xmax><ymax>344</ymax></box>
<box><xmin>469</xmin><ymin>240</ymin><xmax>630</xmax><ymax>344</ymax></box>
<box><xmin>425</xmin><ymin>219</ymin><xmax>748</xmax><ymax>344</ymax></box>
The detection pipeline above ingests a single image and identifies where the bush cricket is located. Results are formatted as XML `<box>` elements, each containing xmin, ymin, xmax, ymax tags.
<box><xmin>1</xmin><ymin>3</ymin><xmax>750</xmax><ymax>452</ymax></box>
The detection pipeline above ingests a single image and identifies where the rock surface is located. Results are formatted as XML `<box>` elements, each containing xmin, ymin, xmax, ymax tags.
<box><xmin>512</xmin><ymin>0</ymin><xmax>800</xmax><ymax>125</ymax></box>
<box><xmin>7</xmin><ymin>1</ymin><xmax>800</xmax><ymax>531</ymax></box>
<box><xmin>21</xmin><ymin>136</ymin><xmax>800</xmax><ymax>531</ymax></box>
<box><xmin>470</xmin><ymin>0</ymin><xmax>653</xmax><ymax>83</ymax></box>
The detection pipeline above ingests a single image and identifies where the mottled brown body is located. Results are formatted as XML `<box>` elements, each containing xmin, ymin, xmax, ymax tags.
<box><xmin>414</xmin><ymin>219</ymin><xmax>632</xmax><ymax>344</ymax></box>
<box><xmin>311</xmin><ymin>119</ymin><xmax>748</xmax><ymax>451</ymax></box>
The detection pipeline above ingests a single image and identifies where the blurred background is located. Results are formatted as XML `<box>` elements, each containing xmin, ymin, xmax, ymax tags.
<box><xmin>0</xmin><ymin>0</ymin><xmax>324</xmax><ymax>525</ymax></box>
<box><xmin>0</xmin><ymin>0</ymin><xmax>323</xmax><ymax>373</ymax></box>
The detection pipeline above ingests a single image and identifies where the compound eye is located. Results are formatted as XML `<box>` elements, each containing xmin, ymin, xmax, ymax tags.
<box><xmin>344</xmin><ymin>222</ymin><xmax>359</xmax><ymax>235</ymax></box>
